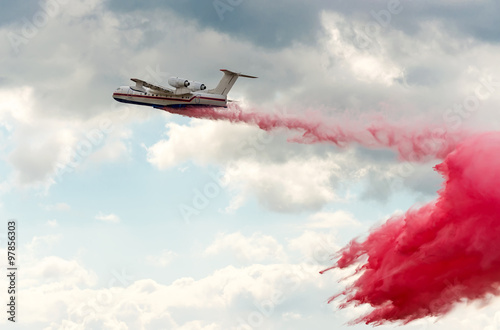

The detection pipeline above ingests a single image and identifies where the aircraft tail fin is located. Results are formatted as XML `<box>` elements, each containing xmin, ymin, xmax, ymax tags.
<box><xmin>207</xmin><ymin>69</ymin><xmax>257</xmax><ymax>96</ymax></box>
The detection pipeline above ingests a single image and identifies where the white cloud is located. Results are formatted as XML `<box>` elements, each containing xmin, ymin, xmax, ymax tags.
<box><xmin>6</xmin><ymin>244</ymin><xmax>499</xmax><ymax>330</ymax></box>
<box><xmin>146</xmin><ymin>119</ymin><xmax>265</xmax><ymax>169</ymax></box>
<box><xmin>305</xmin><ymin>210</ymin><xmax>362</xmax><ymax>229</ymax></box>
<box><xmin>22</xmin><ymin>256</ymin><xmax>98</xmax><ymax>290</ymax></box>
<box><xmin>146</xmin><ymin>119</ymin><xmax>370</xmax><ymax>212</ymax></box>
<box><xmin>204</xmin><ymin>232</ymin><xmax>287</xmax><ymax>262</ymax></box>
<box><xmin>287</xmin><ymin>231</ymin><xmax>339</xmax><ymax>267</ymax></box>
<box><xmin>3</xmin><ymin>260</ymin><xmax>340</xmax><ymax>329</ymax></box>
<box><xmin>145</xmin><ymin>250</ymin><xmax>177</xmax><ymax>268</ymax></box>
<box><xmin>282</xmin><ymin>312</ymin><xmax>306</xmax><ymax>321</ymax></box>
<box><xmin>222</xmin><ymin>157</ymin><xmax>341</xmax><ymax>212</ymax></box>
<box><xmin>0</xmin><ymin>87</ymin><xmax>135</xmax><ymax>192</ymax></box>
<box><xmin>147</xmin><ymin>116</ymin><xmax>442</xmax><ymax>212</ymax></box>
<box><xmin>1</xmin><ymin>225</ymin><xmax>499</xmax><ymax>329</ymax></box>
<box><xmin>41</xmin><ymin>202</ymin><xmax>71</xmax><ymax>211</ymax></box>
<box><xmin>95</xmin><ymin>212</ymin><xmax>120</xmax><ymax>223</ymax></box>
<box><xmin>1</xmin><ymin>3</ymin><xmax>500</xmax><ymax>330</ymax></box>
<box><xmin>176</xmin><ymin>321</ymin><xmax>220</xmax><ymax>330</ymax></box>
<box><xmin>46</xmin><ymin>220</ymin><xmax>58</xmax><ymax>227</ymax></box>
<box><xmin>321</xmin><ymin>12</ymin><xmax>403</xmax><ymax>86</ymax></box>
<box><xmin>0</xmin><ymin>87</ymin><xmax>74</xmax><ymax>188</ymax></box>
<box><xmin>25</xmin><ymin>234</ymin><xmax>61</xmax><ymax>256</ymax></box>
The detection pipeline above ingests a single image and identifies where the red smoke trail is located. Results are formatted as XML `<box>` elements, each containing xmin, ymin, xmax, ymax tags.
<box><xmin>320</xmin><ymin>132</ymin><xmax>500</xmax><ymax>325</ymax></box>
<box><xmin>165</xmin><ymin>105</ymin><xmax>499</xmax><ymax>324</ymax></box>
<box><xmin>165</xmin><ymin>105</ymin><xmax>468</xmax><ymax>161</ymax></box>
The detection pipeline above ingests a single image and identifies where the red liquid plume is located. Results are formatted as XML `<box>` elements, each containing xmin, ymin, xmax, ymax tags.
<box><xmin>321</xmin><ymin>132</ymin><xmax>500</xmax><ymax>325</ymax></box>
<box><xmin>164</xmin><ymin>105</ymin><xmax>499</xmax><ymax>324</ymax></box>
<box><xmin>165</xmin><ymin>105</ymin><xmax>467</xmax><ymax>161</ymax></box>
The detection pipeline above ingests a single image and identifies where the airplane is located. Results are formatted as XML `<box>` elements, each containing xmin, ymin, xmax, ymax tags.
<box><xmin>112</xmin><ymin>69</ymin><xmax>257</xmax><ymax>109</ymax></box>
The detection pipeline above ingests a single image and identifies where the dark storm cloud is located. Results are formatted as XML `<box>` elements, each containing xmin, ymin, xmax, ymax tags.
<box><xmin>329</xmin><ymin>1</ymin><xmax>500</xmax><ymax>44</ymax></box>
<box><xmin>415</xmin><ymin>2</ymin><xmax>500</xmax><ymax>44</ymax></box>
<box><xmin>4</xmin><ymin>1</ymin><xmax>500</xmax><ymax>49</ymax></box>
<box><xmin>0</xmin><ymin>1</ymin><xmax>40</xmax><ymax>26</ymax></box>
<box><xmin>105</xmin><ymin>0</ymin><xmax>328</xmax><ymax>48</ymax></box>
<box><xmin>105</xmin><ymin>0</ymin><xmax>500</xmax><ymax>49</ymax></box>
<box><xmin>405</xmin><ymin>66</ymin><xmax>444</xmax><ymax>87</ymax></box>
<box><xmin>361</xmin><ymin>161</ymin><xmax>441</xmax><ymax>203</ymax></box>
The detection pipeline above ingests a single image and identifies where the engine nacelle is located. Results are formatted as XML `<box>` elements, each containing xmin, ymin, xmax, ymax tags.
<box><xmin>168</xmin><ymin>77</ymin><xmax>190</xmax><ymax>88</ymax></box>
<box><xmin>188</xmin><ymin>81</ymin><xmax>206</xmax><ymax>91</ymax></box>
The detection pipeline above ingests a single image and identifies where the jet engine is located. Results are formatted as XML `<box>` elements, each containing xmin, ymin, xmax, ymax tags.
<box><xmin>168</xmin><ymin>77</ymin><xmax>190</xmax><ymax>88</ymax></box>
<box><xmin>188</xmin><ymin>81</ymin><xmax>207</xmax><ymax>91</ymax></box>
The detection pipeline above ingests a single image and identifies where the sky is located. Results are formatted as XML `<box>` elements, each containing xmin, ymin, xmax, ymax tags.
<box><xmin>1</xmin><ymin>0</ymin><xmax>500</xmax><ymax>329</ymax></box>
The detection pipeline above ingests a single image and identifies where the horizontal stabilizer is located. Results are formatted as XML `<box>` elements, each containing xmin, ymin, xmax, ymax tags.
<box><xmin>220</xmin><ymin>69</ymin><xmax>258</xmax><ymax>79</ymax></box>
<box><xmin>207</xmin><ymin>69</ymin><xmax>258</xmax><ymax>96</ymax></box>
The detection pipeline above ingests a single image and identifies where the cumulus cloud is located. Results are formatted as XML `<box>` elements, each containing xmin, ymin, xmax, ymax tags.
<box><xmin>304</xmin><ymin>210</ymin><xmax>362</xmax><ymax>230</ymax></box>
<box><xmin>22</xmin><ymin>256</ymin><xmax>98</xmax><ymax>289</ymax></box>
<box><xmin>25</xmin><ymin>234</ymin><xmax>61</xmax><ymax>256</ymax></box>
<box><xmin>95</xmin><ymin>212</ymin><xmax>120</xmax><ymax>223</ymax></box>
<box><xmin>0</xmin><ymin>87</ymin><xmax>135</xmax><ymax>191</ymax></box>
<box><xmin>145</xmin><ymin>250</ymin><xmax>177</xmax><ymax>268</ymax></box>
<box><xmin>46</xmin><ymin>219</ymin><xmax>58</xmax><ymax>227</ymax></box>
<box><xmin>2</xmin><ymin>223</ymin><xmax>499</xmax><ymax>329</ymax></box>
<box><xmin>204</xmin><ymin>232</ymin><xmax>287</xmax><ymax>262</ymax></box>
<box><xmin>147</xmin><ymin>119</ymin><xmax>374</xmax><ymax>212</ymax></box>
<box><xmin>40</xmin><ymin>202</ymin><xmax>71</xmax><ymax>211</ymax></box>
<box><xmin>360</xmin><ymin>159</ymin><xmax>442</xmax><ymax>203</ymax></box>
<box><xmin>146</xmin><ymin>118</ymin><xmax>446</xmax><ymax>212</ymax></box>
<box><xmin>222</xmin><ymin>157</ymin><xmax>340</xmax><ymax>213</ymax></box>
<box><xmin>1</xmin><ymin>2</ymin><xmax>500</xmax><ymax>329</ymax></box>
<box><xmin>7</xmin><ymin>261</ymin><xmax>340</xmax><ymax>329</ymax></box>
<box><xmin>146</xmin><ymin>120</ymin><xmax>264</xmax><ymax>169</ymax></box>
<box><xmin>2</xmin><ymin>0</ymin><xmax>499</xmax><ymax>196</ymax></box>
<box><xmin>4</xmin><ymin>239</ymin><xmax>499</xmax><ymax>330</ymax></box>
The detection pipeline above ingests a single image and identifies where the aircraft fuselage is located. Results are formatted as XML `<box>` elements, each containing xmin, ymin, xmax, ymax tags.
<box><xmin>112</xmin><ymin>86</ymin><xmax>227</xmax><ymax>108</ymax></box>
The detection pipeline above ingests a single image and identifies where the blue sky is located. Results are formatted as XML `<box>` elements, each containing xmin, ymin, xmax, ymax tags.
<box><xmin>1</xmin><ymin>1</ymin><xmax>500</xmax><ymax>329</ymax></box>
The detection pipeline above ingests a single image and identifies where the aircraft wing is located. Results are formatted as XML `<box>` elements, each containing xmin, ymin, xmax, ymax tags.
<box><xmin>130</xmin><ymin>78</ymin><xmax>175</xmax><ymax>95</ymax></box>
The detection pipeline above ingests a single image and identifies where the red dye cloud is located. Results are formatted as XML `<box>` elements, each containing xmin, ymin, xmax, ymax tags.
<box><xmin>165</xmin><ymin>105</ymin><xmax>467</xmax><ymax>161</ymax></box>
<box><xmin>321</xmin><ymin>132</ymin><xmax>500</xmax><ymax>325</ymax></box>
<box><xmin>165</xmin><ymin>105</ymin><xmax>498</xmax><ymax>324</ymax></box>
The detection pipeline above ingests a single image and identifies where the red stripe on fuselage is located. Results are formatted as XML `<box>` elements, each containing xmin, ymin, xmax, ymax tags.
<box><xmin>112</xmin><ymin>93</ymin><xmax>225</xmax><ymax>103</ymax></box>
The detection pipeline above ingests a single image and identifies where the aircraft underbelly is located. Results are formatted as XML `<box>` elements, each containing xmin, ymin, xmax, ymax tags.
<box><xmin>113</xmin><ymin>93</ymin><xmax>226</xmax><ymax>108</ymax></box>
